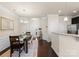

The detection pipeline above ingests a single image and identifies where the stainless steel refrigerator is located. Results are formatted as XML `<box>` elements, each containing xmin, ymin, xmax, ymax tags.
<box><xmin>67</xmin><ymin>24</ymin><xmax>78</xmax><ymax>34</ymax></box>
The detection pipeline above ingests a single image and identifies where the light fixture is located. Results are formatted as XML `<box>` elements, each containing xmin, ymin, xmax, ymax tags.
<box><xmin>58</xmin><ymin>10</ymin><xmax>61</xmax><ymax>13</ymax></box>
<box><xmin>20</xmin><ymin>20</ymin><xmax>24</xmax><ymax>23</ymax></box>
<box><xmin>31</xmin><ymin>18</ymin><xmax>39</xmax><ymax>20</ymax></box>
<box><xmin>64</xmin><ymin>16</ymin><xmax>68</xmax><ymax>21</ymax></box>
<box><xmin>64</xmin><ymin>3</ymin><xmax>68</xmax><ymax>22</ymax></box>
<box><xmin>36</xmin><ymin>37</ymin><xmax>37</xmax><ymax>40</ymax></box>
<box><xmin>24</xmin><ymin>21</ymin><xmax>28</xmax><ymax>23</ymax></box>
<box><xmin>73</xmin><ymin>10</ymin><xmax>77</xmax><ymax>13</ymax></box>
<box><xmin>20</xmin><ymin>20</ymin><xmax>28</xmax><ymax>23</ymax></box>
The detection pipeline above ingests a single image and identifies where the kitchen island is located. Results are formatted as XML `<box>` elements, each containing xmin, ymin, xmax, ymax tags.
<box><xmin>50</xmin><ymin>32</ymin><xmax>79</xmax><ymax>57</ymax></box>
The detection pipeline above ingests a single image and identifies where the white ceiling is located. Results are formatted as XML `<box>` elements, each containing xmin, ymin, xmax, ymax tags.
<box><xmin>0</xmin><ymin>2</ymin><xmax>79</xmax><ymax>17</ymax></box>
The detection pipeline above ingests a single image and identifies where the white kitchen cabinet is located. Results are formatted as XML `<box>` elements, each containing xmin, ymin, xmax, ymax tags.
<box><xmin>0</xmin><ymin>16</ymin><xmax>14</xmax><ymax>30</ymax></box>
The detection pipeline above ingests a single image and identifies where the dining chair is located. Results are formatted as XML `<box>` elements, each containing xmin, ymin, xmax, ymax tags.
<box><xmin>9</xmin><ymin>36</ymin><xmax>24</xmax><ymax>57</ymax></box>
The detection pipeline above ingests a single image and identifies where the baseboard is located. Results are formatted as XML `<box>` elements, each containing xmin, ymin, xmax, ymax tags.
<box><xmin>0</xmin><ymin>47</ymin><xmax>10</xmax><ymax>56</ymax></box>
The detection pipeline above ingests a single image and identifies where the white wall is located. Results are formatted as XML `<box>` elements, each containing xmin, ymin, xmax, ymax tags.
<box><xmin>48</xmin><ymin>14</ymin><xmax>59</xmax><ymax>42</ymax></box>
<box><xmin>0</xmin><ymin>5</ymin><xmax>20</xmax><ymax>52</ymax></box>
<box><xmin>40</xmin><ymin>17</ymin><xmax>48</xmax><ymax>41</ymax></box>
<box><xmin>48</xmin><ymin>15</ymin><xmax>71</xmax><ymax>34</ymax></box>
<box><xmin>19</xmin><ymin>17</ymin><xmax>30</xmax><ymax>34</ymax></box>
<box><xmin>59</xmin><ymin>16</ymin><xmax>71</xmax><ymax>33</ymax></box>
<box><xmin>30</xmin><ymin>18</ymin><xmax>41</xmax><ymax>37</ymax></box>
<box><xmin>48</xmin><ymin>14</ymin><xmax>59</xmax><ymax>33</ymax></box>
<box><xmin>0</xmin><ymin>5</ymin><xmax>20</xmax><ymax>36</ymax></box>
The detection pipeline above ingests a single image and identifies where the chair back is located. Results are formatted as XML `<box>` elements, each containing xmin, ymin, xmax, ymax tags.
<box><xmin>26</xmin><ymin>32</ymin><xmax>32</xmax><ymax>37</ymax></box>
<box><xmin>9</xmin><ymin>36</ymin><xmax>20</xmax><ymax>48</ymax></box>
<box><xmin>26</xmin><ymin>32</ymin><xmax>31</xmax><ymax>35</ymax></box>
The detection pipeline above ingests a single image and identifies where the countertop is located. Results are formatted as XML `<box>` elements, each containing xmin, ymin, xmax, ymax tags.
<box><xmin>52</xmin><ymin>32</ymin><xmax>79</xmax><ymax>38</ymax></box>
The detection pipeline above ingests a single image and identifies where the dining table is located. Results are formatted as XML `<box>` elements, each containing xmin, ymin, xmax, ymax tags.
<box><xmin>19</xmin><ymin>35</ymin><xmax>31</xmax><ymax>53</ymax></box>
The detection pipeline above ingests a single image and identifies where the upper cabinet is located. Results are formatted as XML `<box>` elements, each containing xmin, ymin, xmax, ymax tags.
<box><xmin>0</xmin><ymin>16</ymin><xmax>14</xmax><ymax>30</ymax></box>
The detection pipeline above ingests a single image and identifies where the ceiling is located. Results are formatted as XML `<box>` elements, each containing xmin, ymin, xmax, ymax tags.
<box><xmin>0</xmin><ymin>2</ymin><xmax>79</xmax><ymax>17</ymax></box>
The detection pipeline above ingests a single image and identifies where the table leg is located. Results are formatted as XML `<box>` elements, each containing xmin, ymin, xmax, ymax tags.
<box><xmin>25</xmin><ymin>40</ymin><xmax>28</xmax><ymax>53</ymax></box>
<box><xmin>24</xmin><ymin>40</ymin><xmax>28</xmax><ymax>53</ymax></box>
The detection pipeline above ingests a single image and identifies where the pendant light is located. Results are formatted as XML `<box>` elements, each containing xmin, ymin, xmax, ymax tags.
<box><xmin>64</xmin><ymin>2</ymin><xmax>68</xmax><ymax>21</ymax></box>
<box><xmin>64</xmin><ymin>16</ymin><xmax>68</xmax><ymax>21</ymax></box>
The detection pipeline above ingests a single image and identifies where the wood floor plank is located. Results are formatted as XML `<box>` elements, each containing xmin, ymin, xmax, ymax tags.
<box><xmin>0</xmin><ymin>39</ymin><xmax>58</xmax><ymax>57</ymax></box>
<box><xmin>37</xmin><ymin>40</ymin><xmax>58</xmax><ymax>57</ymax></box>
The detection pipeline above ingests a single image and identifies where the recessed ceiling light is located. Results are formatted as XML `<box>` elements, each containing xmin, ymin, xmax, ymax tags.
<box><xmin>31</xmin><ymin>18</ymin><xmax>39</xmax><ymax>20</ymax></box>
<box><xmin>58</xmin><ymin>10</ymin><xmax>61</xmax><ymax>13</ymax></box>
<box><xmin>24</xmin><ymin>21</ymin><xmax>28</xmax><ymax>23</ymax></box>
<box><xmin>73</xmin><ymin>10</ymin><xmax>77</xmax><ymax>13</ymax></box>
<box><xmin>20</xmin><ymin>20</ymin><xmax>24</xmax><ymax>23</ymax></box>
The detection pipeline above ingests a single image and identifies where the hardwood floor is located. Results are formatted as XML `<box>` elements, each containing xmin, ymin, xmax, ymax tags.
<box><xmin>0</xmin><ymin>49</ymin><xmax>10</xmax><ymax>57</ymax></box>
<box><xmin>37</xmin><ymin>40</ymin><xmax>58</xmax><ymax>57</ymax></box>
<box><xmin>0</xmin><ymin>39</ymin><xmax>58</xmax><ymax>57</ymax></box>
